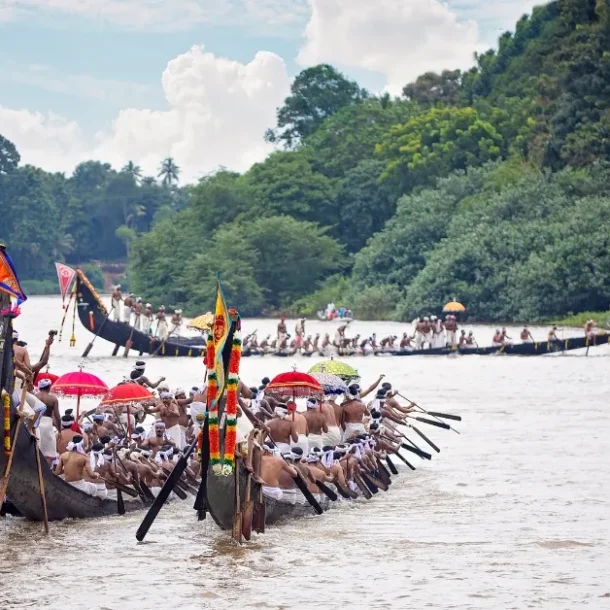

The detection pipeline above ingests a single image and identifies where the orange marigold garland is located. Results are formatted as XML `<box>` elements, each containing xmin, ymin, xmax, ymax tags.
<box><xmin>206</xmin><ymin>335</ymin><xmax>221</xmax><ymax>472</ymax></box>
<box><xmin>221</xmin><ymin>318</ymin><xmax>242</xmax><ymax>476</ymax></box>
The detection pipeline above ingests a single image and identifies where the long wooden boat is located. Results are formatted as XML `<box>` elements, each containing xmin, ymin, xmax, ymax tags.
<box><xmin>242</xmin><ymin>333</ymin><xmax>609</xmax><ymax>358</ymax></box>
<box><xmin>76</xmin><ymin>270</ymin><xmax>207</xmax><ymax>358</ymax></box>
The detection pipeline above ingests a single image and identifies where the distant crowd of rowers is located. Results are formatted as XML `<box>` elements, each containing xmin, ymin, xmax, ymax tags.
<box><xmin>241</xmin><ymin>316</ymin><xmax>604</xmax><ymax>356</ymax></box>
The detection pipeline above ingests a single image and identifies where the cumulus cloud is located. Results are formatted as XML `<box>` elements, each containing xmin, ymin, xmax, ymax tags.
<box><xmin>0</xmin><ymin>46</ymin><xmax>291</xmax><ymax>182</ymax></box>
<box><xmin>297</xmin><ymin>0</ymin><xmax>481</xmax><ymax>94</ymax></box>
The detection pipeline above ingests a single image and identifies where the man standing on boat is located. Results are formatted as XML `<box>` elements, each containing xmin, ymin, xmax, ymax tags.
<box><xmin>111</xmin><ymin>285</ymin><xmax>123</xmax><ymax>322</ymax></box>
<box><xmin>492</xmin><ymin>329</ymin><xmax>504</xmax><ymax>346</ymax></box>
<box><xmin>445</xmin><ymin>315</ymin><xmax>458</xmax><ymax>347</ymax></box>
<box><xmin>277</xmin><ymin>317</ymin><xmax>287</xmax><ymax>342</ymax></box>
<box><xmin>295</xmin><ymin>317</ymin><xmax>306</xmax><ymax>348</ymax></box>
<box><xmin>170</xmin><ymin>309</ymin><xmax>183</xmax><ymax>337</ymax></box>
<box><xmin>35</xmin><ymin>378</ymin><xmax>60</xmax><ymax>465</ymax></box>
<box><xmin>584</xmin><ymin>319</ymin><xmax>597</xmax><ymax>339</ymax></box>
<box><xmin>302</xmin><ymin>398</ymin><xmax>328</xmax><ymax>450</ymax></box>
<box><xmin>156</xmin><ymin>306</ymin><xmax>168</xmax><ymax>340</ymax></box>
<box><xmin>142</xmin><ymin>303</ymin><xmax>153</xmax><ymax>334</ymax></box>
<box><xmin>520</xmin><ymin>326</ymin><xmax>534</xmax><ymax>343</ymax></box>
<box><xmin>548</xmin><ymin>326</ymin><xmax>559</xmax><ymax>341</ymax></box>
<box><xmin>133</xmin><ymin>298</ymin><xmax>143</xmax><ymax>330</ymax></box>
<box><xmin>123</xmin><ymin>293</ymin><xmax>135</xmax><ymax>325</ymax></box>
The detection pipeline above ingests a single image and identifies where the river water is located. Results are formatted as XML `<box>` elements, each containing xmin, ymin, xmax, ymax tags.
<box><xmin>1</xmin><ymin>296</ymin><xmax>609</xmax><ymax>610</ymax></box>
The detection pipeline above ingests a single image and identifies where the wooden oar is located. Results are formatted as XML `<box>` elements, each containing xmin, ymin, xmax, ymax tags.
<box><xmin>401</xmin><ymin>443</ymin><xmax>432</xmax><ymax>461</ymax></box>
<box><xmin>353</xmin><ymin>473</ymin><xmax>372</xmax><ymax>499</ymax></box>
<box><xmin>232</xmin><ymin>466</ymin><xmax>243</xmax><ymax>543</ymax></box>
<box><xmin>407</xmin><ymin>415</ymin><xmax>450</xmax><ymax>430</ymax></box>
<box><xmin>398</xmin><ymin>393</ymin><xmax>460</xmax><ymax>434</ymax></box>
<box><xmin>135</xmin><ymin>436</ymin><xmax>198</xmax><ymax>541</ymax></box>
<box><xmin>363</xmin><ymin>471</ymin><xmax>387</xmax><ymax>492</ymax></box>
<box><xmin>111</xmin><ymin>344</ymin><xmax>121</xmax><ymax>357</ymax></box>
<box><xmin>82</xmin><ymin>307</ymin><xmax>114</xmax><ymax>357</ymax></box>
<box><xmin>116</xmin><ymin>489</ymin><xmax>125</xmax><ymax>515</ymax></box>
<box><xmin>33</xmin><ymin>438</ymin><xmax>49</xmax><ymax>534</ymax></box>
<box><xmin>427</xmin><ymin>411</ymin><xmax>462</xmax><ymax>422</ymax></box>
<box><xmin>253</xmin><ymin>484</ymin><xmax>265</xmax><ymax>533</ymax></box>
<box><xmin>376</xmin><ymin>460</ymin><xmax>392</xmax><ymax>485</ymax></box>
<box><xmin>332</xmin><ymin>480</ymin><xmax>352</xmax><ymax>499</ymax></box>
<box><xmin>123</xmin><ymin>324</ymin><xmax>137</xmax><ymax>358</ymax></box>
<box><xmin>384</xmin><ymin>455</ymin><xmax>399</xmax><ymax>475</ymax></box>
<box><xmin>315</xmin><ymin>480</ymin><xmax>338</xmax><ymax>501</ymax></box>
<box><xmin>115</xmin><ymin>452</ymin><xmax>150</xmax><ymax>503</ymax></box>
<box><xmin>410</xmin><ymin>424</ymin><xmax>440</xmax><ymax>454</ymax></box>
<box><xmin>392</xmin><ymin>451</ymin><xmax>416</xmax><ymax>470</ymax></box>
<box><xmin>98</xmin><ymin>476</ymin><xmax>139</xmax><ymax>498</ymax></box>
<box><xmin>242</xmin><ymin>473</ymin><xmax>254</xmax><ymax>541</ymax></box>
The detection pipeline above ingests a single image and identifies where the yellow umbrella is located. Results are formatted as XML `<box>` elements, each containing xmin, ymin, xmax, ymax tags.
<box><xmin>443</xmin><ymin>300</ymin><xmax>466</xmax><ymax>313</ymax></box>
<box><xmin>186</xmin><ymin>312</ymin><xmax>214</xmax><ymax>331</ymax></box>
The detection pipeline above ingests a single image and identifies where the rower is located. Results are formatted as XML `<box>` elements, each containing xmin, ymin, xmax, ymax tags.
<box><xmin>142</xmin><ymin>303</ymin><xmax>154</xmax><ymax>334</ymax></box>
<box><xmin>501</xmin><ymin>327</ymin><xmax>512</xmax><ymax>345</ymax></box>
<box><xmin>133</xmin><ymin>298</ymin><xmax>143</xmax><ymax>330</ymax></box>
<box><xmin>520</xmin><ymin>326</ymin><xmax>534</xmax><ymax>343</ymax></box>
<box><xmin>35</xmin><ymin>379</ymin><xmax>60</xmax><ymax>465</ymax></box>
<box><xmin>267</xmin><ymin>406</ymin><xmax>297</xmax><ymax>455</ymax></box>
<box><xmin>288</xmin><ymin>401</ymin><xmax>309</xmax><ymax>455</ymax></box>
<box><xmin>141</xmin><ymin>421</ymin><xmax>175</xmax><ymax>456</ymax></box>
<box><xmin>277</xmin><ymin>317</ymin><xmax>287</xmax><ymax>342</ymax></box>
<box><xmin>111</xmin><ymin>285</ymin><xmax>123</xmax><ymax>322</ymax></box>
<box><xmin>123</xmin><ymin>293</ymin><xmax>135</xmax><ymax>325</ymax></box>
<box><xmin>465</xmin><ymin>331</ymin><xmax>477</xmax><ymax>347</ymax></box>
<box><xmin>155</xmin><ymin>306</ymin><xmax>168</xmax><ymax>340</ymax></box>
<box><xmin>302</xmin><ymin>398</ymin><xmax>328</xmax><ymax>450</ymax></box>
<box><xmin>130</xmin><ymin>360</ymin><xmax>166</xmax><ymax>389</ymax></box>
<box><xmin>170</xmin><ymin>309</ymin><xmax>183</xmax><ymax>337</ymax></box>
<box><xmin>341</xmin><ymin>384</ymin><xmax>367</xmax><ymax>441</ymax></box>
<box><xmin>260</xmin><ymin>444</ymin><xmax>298</xmax><ymax>502</ymax></box>
<box><xmin>399</xmin><ymin>333</ymin><xmax>414</xmax><ymax>351</ymax></box>
<box><xmin>548</xmin><ymin>326</ymin><xmax>559</xmax><ymax>341</ymax></box>
<box><xmin>492</xmin><ymin>328</ymin><xmax>504</xmax><ymax>346</ymax></box>
<box><xmin>320</xmin><ymin>396</ymin><xmax>342</xmax><ymax>447</ymax></box>
<box><xmin>55</xmin><ymin>435</ymin><xmax>101</xmax><ymax>496</ymax></box>
<box><xmin>584</xmin><ymin>319</ymin><xmax>596</xmax><ymax>339</ymax></box>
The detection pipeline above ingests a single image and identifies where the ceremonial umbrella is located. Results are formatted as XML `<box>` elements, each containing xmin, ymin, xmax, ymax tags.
<box><xmin>34</xmin><ymin>370</ymin><xmax>59</xmax><ymax>386</ymax></box>
<box><xmin>99</xmin><ymin>383</ymin><xmax>154</xmax><ymax>440</ymax></box>
<box><xmin>308</xmin><ymin>359</ymin><xmax>360</xmax><ymax>383</ymax></box>
<box><xmin>310</xmin><ymin>372</ymin><xmax>348</xmax><ymax>396</ymax></box>
<box><xmin>187</xmin><ymin>312</ymin><xmax>214</xmax><ymax>331</ymax></box>
<box><xmin>52</xmin><ymin>367</ymin><xmax>108</xmax><ymax>418</ymax></box>
<box><xmin>443</xmin><ymin>300</ymin><xmax>466</xmax><ymax>313</ymax></box>
<box><xmin>265</xmin><ymin>370</ymin><xmax>324</xmax><ymax>400</ymax></box>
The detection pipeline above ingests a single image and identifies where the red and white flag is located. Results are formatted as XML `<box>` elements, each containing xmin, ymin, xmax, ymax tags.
<box><xmin>55</xmin><ymin>262</ymin><xmax>76</xmax><ymax>308</ymax></box>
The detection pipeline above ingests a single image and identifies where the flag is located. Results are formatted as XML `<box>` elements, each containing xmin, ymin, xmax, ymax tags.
<box><xmin>0</xmin><ymin>245</ymin><xmax>27</xmax><ymax>304</ymax></box>
<box><xmin>55</xmin><ymin>262</ymin><xmax>76</xmax><ymax>307</ymax></box>
<box><xmin>212</xmin><ymin>278</ymin><xmax>230</xmax><ymax>400</ymax></box>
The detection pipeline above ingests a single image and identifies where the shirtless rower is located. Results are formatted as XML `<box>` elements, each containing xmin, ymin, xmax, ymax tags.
<box><xmin>415</xmin><ymin>317</ymin><xmax>425</xmax><ymax>350</ymax></box>
<box><xmin>584</xmin><ymin>319</ymin><xmax>596</xmax><ymax>339</ymax></box>
<box><xmin>341</xmin><ymin>386</ymin><xmax>368</xmax><ymax>441</ymax></box>
<box><xmin>492</xmin><ymin>329</ymin><xmax>504</xmax><ymax>346</ymax></box>
<box><xmin>302</xmin><ymin>398</ymin><xmax>328</xmax><ymax>451</ymax></box>
<box><xmin>320</xmin><ymin>396</ymin><xmax>342</xmax><ymax>447</ymax></box>
<box><xmin>465</xmin><ymin>330</ymin><xmax>477</xmax><ymax>347</ymax></box>
<box><xmin>399</xmin><ymin>333</ymin><xmax>414</xmax><ymax>351</ymax></box>
<box><xmin>520</xmin><ymin>326</ymin><xmax>534</xmax><ymax>343</ymax></box>
<box><xmin>148</xmin><ymin>392</ymin><xmax>183</xmax><ymax>448</ymax></box>
<box><xmin>58</xmin><ymin>413</ymin><xmax>83</xmax><ymax>455</ymax></box>
<box><xmin>111</xmin><ymin>285</ymin><xmax>122</xmax><ymax>322</ymax></box>
<box><xmin>548</xmin><ymin>325</ymin><xmax>559</xmax><ymax>341</ymax></box>
<box><xmin>141</xmin><ymin>420</ymin><xmax>175</xmax><ymax>456</ymax></box>
<box><xmin>501</xmin><ymin>327</ymin><xmax>512</xmax><ymax>345</ymax></box>
<box><xmin>458</xmin><ymin>329</ymin><xmax>467</xmax><ymax>347</ymax></box>
<box><xmin>287</xmin><ymin>401</ymin><xmax>309</xmax><ymax>455</ymax></box>
<box><xmin>133</xmin><ymin>298</ymin><xmax>143</xmax><ymax>330</ymax></box>
<box><xmin>260</xmin><ymin>445</ymin><xmax>298</xmax><ymax>502</ymax></box>
<box><xmin>123</xmin><ymin>293</ymin><xmax>134</xmax><ymax>325</ymax></box>
<box><xmin>35</xmin><ymin>378</ymin><xmax>60</xmax><ymax>465</ymax></box>
<box><xmin>266</xmin><ymin>406</ymin><xmax>297</xmax><ymax>455</ymax></box>
<box><xmin>277</xmin><ymin>317</ymin><xmax>287</xmax><ymax>342</ymax></box>
<box><xmin>170</xmin><ymin>310</ymin><xmax>183</xmax><ymax>337</ymax></box>
<box><xmin>130</xmin><ymin>361</ymin><xmax>166</xmax><ymax>389</ymax></box>
<box><xmin>174</xmin><ymin>388</ymin><xmax>192</xmax><ymax>445</ymax></box>
<box><xmin>55</xmin><ymin>435</ymin><xmax>100</xmax><ymax>496</ymax></box>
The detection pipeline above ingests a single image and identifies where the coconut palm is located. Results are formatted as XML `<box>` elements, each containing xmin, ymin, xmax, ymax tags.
<box><xmin>122</xmin><ymin>161</ymin><xmax>142</xmax><ymax>183</ymax></box>
<box><xmin>158</xmin><ymin>157</ymin><xmax>180</xmax><ymax>187</ymax></box>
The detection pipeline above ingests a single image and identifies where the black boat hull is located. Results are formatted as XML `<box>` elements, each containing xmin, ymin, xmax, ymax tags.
<box><xmin>76</xmin><ymin>270</ymin><xmax>207</xmax><ymax>357</ymax></box>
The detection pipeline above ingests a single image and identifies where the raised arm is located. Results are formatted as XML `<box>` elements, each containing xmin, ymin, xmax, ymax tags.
<box><xmin>360</xmin><ymin>374</ymin><xmax>385</xmax><ymax>398</ymax></box>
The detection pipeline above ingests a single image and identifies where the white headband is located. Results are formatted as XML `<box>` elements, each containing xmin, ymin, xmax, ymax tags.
<box><xmin>38</xmin><ymin>379</ymin><xmax>52</xmax><ymax>390</ymax></box>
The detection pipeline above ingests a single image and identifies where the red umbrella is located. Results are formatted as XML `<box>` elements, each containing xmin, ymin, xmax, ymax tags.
<box><xmin>35</xmin><ymin>371</ymin><xmax>59</xmax><ymax>386</ymax></box>
<box><xmin>52</xmin><ymin>367</ymin><xmax>108</xmax><ymax>418</ymax></box>
<box><xmin>100</xmin><ymin>383</ymin><xmax>154</xmax><ymax>407</ymax></box>
<box><xmin>265</xmin><ymin>370</ymin><xmax>324</xmax><ymax>400</ymax></box>
<box><xmin>99</xmin><ymin>383</ymin><xmax>154</xmax><ymax>441</ymax></box>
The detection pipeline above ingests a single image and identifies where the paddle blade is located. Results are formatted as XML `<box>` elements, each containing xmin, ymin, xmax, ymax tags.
<box><xmin>401</xmin><ymin>443</ymin><xmax>432</xmax><ymax>461</ymax></box>
<box><xmin>411</xmin><ymin>425</ymin><xmax>440</xmax><ymax>454</ymax></box>
<box><xmin>82</xmin><ymin>343</ymin><xmax>93</xmax><ymax>358</ymax></box>
<box><xmin>393</xmin><ymin>451</ymin><xmax>416</xmax><ymax>470</ymax></box>
<box><xmin>253</xmin><ymin>487</ymin><xmax>265</xmax><ymax>533</ymax></box>
<box><xmin>384</xmin><ymin>456</ymin><xmax>399</xmax><ymax>475</ymax></box>
<box><xmin>242</xmin><ymin>501</ymin><xmax>253</xmax><ymax>541</ymax></box>
<box><xmin>427</xmin><ymin>411</ymin><xmax>462</xmax><ymax>422</ymax></box>
<box><xmin>135</xmin><ymin>438</ymin><xmax>197</xmax><ymax>541</ymax></box>
<box><xmin>414</xmin><ymin>417</ymin><xmax>450</xmax><ymax>430</ymax></box>
<box><xmin>316</xmin><ymin>481</ymin><xmax>338</xmax><ymax>502</ymax></box>
<box><xmin>117</xmin><ymin>489</ymin><xmax>125</xmax><ymax>515</ymax></box>
<box><xmin>293</xmin><ymin>474</ymin><xmax>323</xmax><ymax>515</ymax></box>
<box><xmin>353</xmin><ymin>475</ymin><xmax>372</xmax><ymax>499</ymax></box>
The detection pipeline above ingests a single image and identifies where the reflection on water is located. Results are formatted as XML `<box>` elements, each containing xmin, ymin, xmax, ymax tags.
<box><xmin>0</xmin><ymin>296</ymin><xmax>608</xmax><ymax>609</ymax></box>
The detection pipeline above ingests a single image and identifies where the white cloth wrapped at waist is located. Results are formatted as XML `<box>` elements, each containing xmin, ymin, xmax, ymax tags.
<box><xmin>321</xmin><ymin>426</ymin><xmax>342</xmax><ymax>447</ymax></box>
<box><xmin>274</xmin><ymin>441</ymin><xmax>291</xmax><ymax>455</ymax></box>
<box><xmin>68</xmin><ymin>479</ymin><xmax>98</xmax><ymax>496</ymax></box>
<box><xmin>291</xmin><ymin>434</ymin><xmax>309</xmax><ymax>455</ymax></box>
<box><xmin>342</xmin><ymin>422</ymin><xmax>366</xmax><ymax>441</ymax></box>
<box><xmin>166</xmin><ymin>423</ymin><xmax>185</xmax><ymax>450</ymax></box>
<box><xmin>37</xmin><ymin>416</ymin><xmax>57</xmax><ymax>458</ymax></box>
<box><xmin>278</xmin><ymin>488</ymin><xmax>297</xmax><ymax>505</ymax></box>
<box><xmin>123</xmin><ymin>306</ymin><xmax>132</xmax><ymax>321</ymax></box>
<box><xmin>94</xmin><ymin>482</ymin><xmax>108</xmax><ymax>500</ymax></box>
<box><xmin>262</xmin><ymin>486</ymin><xmax>283</xmax><ymax>501</ymax></box>
<box><xmin>307</xmin><ymin>433</ymin><xmax>323</xmax><ymax>450</ymax></box>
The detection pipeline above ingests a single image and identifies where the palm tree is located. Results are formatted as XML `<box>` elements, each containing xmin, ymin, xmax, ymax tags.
<box><xmin>141</xmin><ymin>176</ymin><xmax>156</xmax><ymax>187</ymax></box>
<box><xmin>122</xmin><ymin>160</ymin><xmax>142</xmax><ymax>183</ymax></box>
<box><xmin>158</xmin><ymin>157</ymin><xmax>180</xmax><ymax>187</ymax></box>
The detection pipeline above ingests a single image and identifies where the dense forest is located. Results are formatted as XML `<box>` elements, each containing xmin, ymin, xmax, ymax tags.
<box><xmin>1</xmin><ymin>0</ymin><xmax>609</xmax><ymax>321</ymax></box>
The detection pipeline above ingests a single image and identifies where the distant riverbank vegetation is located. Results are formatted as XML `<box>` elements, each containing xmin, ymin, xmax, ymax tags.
<box><xmin>1</xmin><ymin>0</ymin><xmax>610</xmax><ymax>321</ymax></box>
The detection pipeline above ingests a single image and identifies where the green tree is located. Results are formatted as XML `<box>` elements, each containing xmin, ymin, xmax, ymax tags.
<box><xmin>122</xmin><ymin>161</ymin><xmax>142</xmax><ymax>183</ymax></box>
<box><xmin>158</xmin><ymin>157</ymin><xmax>180</xmax><ymax>187</ymax></box>
<box><xmin>0</xmin><ymin>135</ymin><xmax>19</xmax><ymax>175</ymax></box>
<box><xmin>265</xmin><ymin>64</ymin><xmax>368</xmax><ymax>148</ymax></box>
<box><xmin>402</xmin><ymin>70</ymin><xmax>462</xmax><ymax>107</ymax></box>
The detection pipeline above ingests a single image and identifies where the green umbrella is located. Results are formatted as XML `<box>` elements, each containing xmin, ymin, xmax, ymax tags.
<box><xmin>308</xmin><ymin>359</ymin><xmax>360</xmax><ymax>383</ymax></box>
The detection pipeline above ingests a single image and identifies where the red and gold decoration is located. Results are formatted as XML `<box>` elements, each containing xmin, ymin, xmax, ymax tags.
<box><xmin>222</xmin><ymin>309</ymin><xmax>242</xmax><ymax>475</ymax></box>
<box><xmin>3</xmin><ymin>391</ymin><xmax>11</xmax><ymax>456</ymax></box>
<box><xmin>52</xmin><ymin>368</ymin><xmax>108</xmax><ymax>419</ymax></box>
<box><xmin>55</xmin><ymin>262</ymin><xmax>76</xmax><ymax>310</ymax></box>
<box><xmin>265</xmin><ymin>370</ymin><xmax>324</xmax><ymax>400</ymax></box>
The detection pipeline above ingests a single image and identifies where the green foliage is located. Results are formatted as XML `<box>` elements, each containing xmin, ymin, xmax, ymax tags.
<box><xmin>376</xmin><ymin>106</ymin><xmax>505</xmax><ymax>192</ymax></box>
<box><xmin>20</xmin><ymin>279</ymin><xmax>59</xmax><ymax>296</ymax></box>
<box><xmin>350</xmin><ymin>285</ymin><xmax>402</xmax><ymax>321</ymax></box>
<box><xmin>288</xmin><ymin>275</ymin><xmax>351</xmax><ymax>317</ymax></box>
<box><xmin>553</xmin><ymin>310</ymin><xmax>610</xmax><ymax>327</ymax></box>
<box><xmin>265</xmin><ymin>64</ymin><xmax>368</xmax><ymax>148</ymax></box>
<box><xmin>402</xmin><ymin>70</ymin><xmax>463</xmax><ymax>107</ymax></box>
<box><xmin>0</xmin><ymin>135</ymin><xmax>20</xmax><ymax>174</ymax></box>
<box><xmin>80</xmin><ymin>264</ymin><xmax>106</xmax><ymax>291</ymax></box>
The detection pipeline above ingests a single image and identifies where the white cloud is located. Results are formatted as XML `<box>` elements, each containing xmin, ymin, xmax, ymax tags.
<box><xmin>0</xmin><ymin>46</ymin><xmax>291</xmax><ymax>182</ymax></box>
<box><xmin>0</xmin><ymin>0</ymin><xmax>308</xmax><ymax>30</ymax></box>
<box><xmin>297</xmin><ymin>0</ymin><xmax>481</xmax><ymax>94</ymax></box>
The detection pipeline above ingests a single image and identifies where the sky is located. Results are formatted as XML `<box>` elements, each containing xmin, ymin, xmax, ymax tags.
<box><xmin>0</xmin><ymin>0</ymin><xmax>543</xmax><ymax>183</ymax></box>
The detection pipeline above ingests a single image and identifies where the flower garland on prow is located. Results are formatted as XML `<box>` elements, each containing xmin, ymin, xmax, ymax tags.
<box><xmin>206</xmin><ymin>335</ymin><xmax>221</xmax><ymax>472</ymax></box>
<box><xmin>3</xmin><ymin>391</ymin><xmax>11</xmax><ymax>456</ymax></box>
<box><xmin>221</xmin><ymin>309</ymin><xmax>242</xmax><ymax>476</ymax></box>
